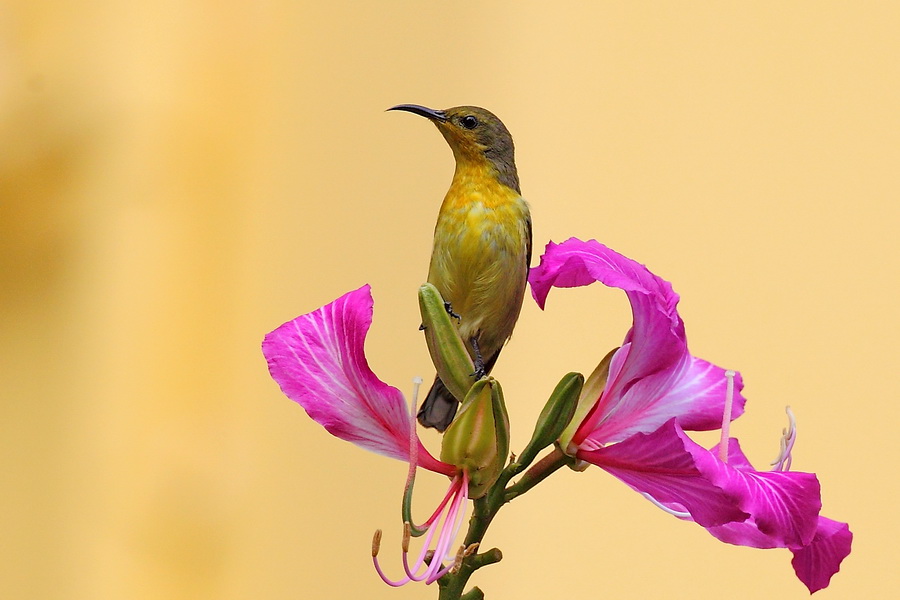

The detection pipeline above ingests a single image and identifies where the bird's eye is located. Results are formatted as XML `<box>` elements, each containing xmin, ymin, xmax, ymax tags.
<box><xmin>460</xmin><ymin>115</ymin><xmax>479</xmax><ymax>130</ymax></box>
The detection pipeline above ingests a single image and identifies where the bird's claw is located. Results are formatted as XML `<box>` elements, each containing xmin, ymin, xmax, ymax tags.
<box><xmin>470</xmin><ymin>356</ymin><xmax>487</xmax><ymax>380</ymax></box>
<box><xmin>444</xmin><ymin>302</ymin><xmax>461</xmax><ymax>323</ymax></box>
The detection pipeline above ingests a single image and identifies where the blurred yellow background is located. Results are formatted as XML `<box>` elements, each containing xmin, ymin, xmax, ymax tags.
<box><xmin>2</xmin><ymin>2</ymin><xmax>897</xmax><ymax>598</ymax></box>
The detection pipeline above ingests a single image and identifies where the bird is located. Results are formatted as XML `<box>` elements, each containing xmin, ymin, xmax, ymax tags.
<box><xmin>388</xmin><ymin>104</ymin><xmax>531</xmax><ymax>431</ymax></box>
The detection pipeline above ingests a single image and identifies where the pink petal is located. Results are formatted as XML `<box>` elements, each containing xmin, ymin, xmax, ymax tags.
<box><xmin>579</xmin><ymin>420</ymin><xmax>749</xmax><ymax>528</ymax></box>
<box><xmin>703</xmin><ymin>439</ymin><xmax>822</xmax><ymax>549</ymax></box>
<box><xmin>531</xmin><ymin>239</ymin><xmax>741</xmax><ymax>443</ymax></box>
<box><xmin>533</xmin><ymin>239</ymin><xmax>851</xmax><ymax>592</ymax></box>
<box><xmin>581</xmin><ymin>352</ymin><xmax>746</xmax><ymax>445</ymax></box>
<box><xmin>530</xmin><ymin>239</ymin><xmax>678</xmax><ymax>318</ymax></box>
<box><xmin>703</xmin><ymin>440</ymin><xmax>850</xmax><ymax>592</ymax></box>
<box><xmin>668</xmin><ymin>357</ymin><xmax>746</xmax><ymax>431</ymax></box>
<box><xmin>790</xmin><ymin>517</ymin><xmax>853</xmax><ymax>594</ymax></box>
<box><xmin>582</xmin><ymin>422</ymin><xmax>822</xmax><ymax>547</ymax></box>
<box><xmin>529</xmin><ymin>239</ymin><xmax>683</xmax><ymax>382</ymax></box>
<box><xmin>262</xmin><ymin>285</ymin><xmax>452</xmax><ymax>475</ymax></box>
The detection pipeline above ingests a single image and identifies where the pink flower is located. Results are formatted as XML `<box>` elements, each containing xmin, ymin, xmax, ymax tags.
<box><xmin>529</xmin><ymin>238</ymin><xmax>851</xmax><ymax>593</ymax></box>
<box><xmin>262</xmin><ymin>285</ymin><xmax>469</xmax><ymax>586</ymax></box>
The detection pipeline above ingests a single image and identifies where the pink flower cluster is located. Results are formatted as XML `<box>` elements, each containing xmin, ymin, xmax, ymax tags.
<box><xmin>262</xmin><ymin>237</ymin><xmax>851</xmax><ymax>593</ymax></box>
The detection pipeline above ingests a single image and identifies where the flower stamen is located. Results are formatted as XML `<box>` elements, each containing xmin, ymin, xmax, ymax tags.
<box><xmin>401</xmin><ymin>522</ymin><xmax>411</xmax><ymax>553</ymax></box>
<box><xmin>770</xmin><ymin>406</ymin><xmax>797</xmax><ymax>472</ymax></box>
<box><xmin>377</xmin><ymin>470</ymin><xmax>470</xmax><ymax>587</ymax></box>
<box><xmin>718</xmin><ymin>370</ymin><xmax>736</xmax><ymax>463</ymax></box>
<box><xmin>424</xmin><ymin>470</ymin><xmax>469</xmax><ymax>583</ymax></box>
<box><xmin>403</xmin><ymin>518</ymin><xmax>441</xmax><ymax>580</ymax></box>
<box><xmin>372</xmin><ymin>529</ymin><xmax>382</xmax><ymax>557</ymax></box>
<box><xmin>372</xmin><ymin>529</ymin><xmax>412</xmax><ymax>587</ymax></box>
<box><xmin>402</xmin><ymin>376</ymin><xmax>434</xmax><ymax>536</ymax></box>
<box><xmin>371</xmin><ymin>378</ymin><xmax>471</xmax><ymax>588</ymax></box>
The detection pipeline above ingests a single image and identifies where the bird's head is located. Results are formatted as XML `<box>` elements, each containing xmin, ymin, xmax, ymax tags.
<box><xmin>388</xmin><ymin>104</ymin><xmax>519</xmax><ymax>192</ymax></box>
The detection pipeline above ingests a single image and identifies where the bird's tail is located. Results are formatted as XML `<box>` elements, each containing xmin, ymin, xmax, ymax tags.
<box><xmin>417</xmin><ymin>349</ymin><xmax>501</xmax><ymax>431</ymax></box>
<box><xmin>417</xmin><ymin>376</ymin><xmax>458</xmax><ymax>432</ymax></box>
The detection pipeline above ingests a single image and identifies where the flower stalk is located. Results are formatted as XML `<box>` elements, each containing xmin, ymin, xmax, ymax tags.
<box><xmin>435</xmin><ymin>447</ymin><xmax>574</xmax><ymax>600</ymax></box>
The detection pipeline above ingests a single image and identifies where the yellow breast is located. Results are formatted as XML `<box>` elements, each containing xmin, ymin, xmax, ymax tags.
<box><xmin>427</xmin><ymin>162</ymin><xmax>530</xmax><ymax>359</ymax></box>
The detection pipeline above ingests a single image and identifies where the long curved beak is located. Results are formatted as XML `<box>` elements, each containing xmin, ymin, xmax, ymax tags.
<box><xmin>387</xmin><ymin>104</ymin><xmax>448</xmax><ymax>122</ymax></box>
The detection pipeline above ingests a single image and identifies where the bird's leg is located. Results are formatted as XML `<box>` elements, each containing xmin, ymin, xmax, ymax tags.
<box><xmin>444</xmin><ymin>302</ymin><xmax>462</xmax><ymax>323</ymax></box>
<box><xmin>470</xmin><ymin>337</ymin><xmax>486</xmax><ymax>379</ymax></box>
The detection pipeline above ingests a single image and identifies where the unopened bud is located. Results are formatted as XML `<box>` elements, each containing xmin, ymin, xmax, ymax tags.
<box><xmin>418</xmin><ymin>283</ymin><xmax>476</xmax><ymax>402</ymax></box>
<box><xmin>518</xmin><ymin>372</ymin><xmax>584</xmax><ymax>468</ymax></box>
<box><xmin>440</xmin><ymin>378</ymin><xmax>510</xmax><ymax>498</ymax></box>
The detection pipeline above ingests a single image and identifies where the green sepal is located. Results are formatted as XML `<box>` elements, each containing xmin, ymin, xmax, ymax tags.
<box><xmin>418</xmin><ymin>283</ymin><xmax>475</xmax><ymax>402</ymax></box>
<box><xmin>558</xmin><ymin>347</ymin><xmax>617</xmax><ymax>457</ymax></box>
<box><xmin>516</xmin><ymin>372</ymin><xmax>583</xmax><ymax>469</ymax></box>
<box><xmin>440</xmin><ymin>378</ymin><xmax>510</xmax><ymax>499</ymax></box>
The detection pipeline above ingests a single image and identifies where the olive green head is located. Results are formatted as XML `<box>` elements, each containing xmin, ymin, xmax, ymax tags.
<box><xmin>388</xmin><ymin>104</ymin><xmax>519</xmax><ymax>192</ymax></box>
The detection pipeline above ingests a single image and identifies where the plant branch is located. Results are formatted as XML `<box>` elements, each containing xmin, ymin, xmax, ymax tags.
<box><xmin>436</xmin><ymin>447</ymin><xmax>574</xmax><ymax>599</ymax></box>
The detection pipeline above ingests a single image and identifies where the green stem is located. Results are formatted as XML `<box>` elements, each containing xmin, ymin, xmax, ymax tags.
<box><xmin>436</xmin><ymin>448</ymin><xmax>574</xmax><ymax>599</ymax></box>
<box><xmin>505</xmin><ymin>448</ymin><xmax>574</xmax><ymax>502</ymax></box>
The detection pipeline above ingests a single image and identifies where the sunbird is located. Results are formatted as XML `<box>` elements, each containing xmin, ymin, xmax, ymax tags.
<box><xmin>388</xmin><ymin>104</ymin><xmax>531</xmax><ymax>431</ymax></box>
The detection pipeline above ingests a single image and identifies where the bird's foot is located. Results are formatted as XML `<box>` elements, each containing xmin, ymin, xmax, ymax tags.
<box><xmin>471</xmin><ymin>362</ymin><xmax>487</xmax><ymax>380</ymax></box>
<box><xmin>444</xmin><ymin>302</ymin><xmax>461</xmax><ymax>323</ymax></box>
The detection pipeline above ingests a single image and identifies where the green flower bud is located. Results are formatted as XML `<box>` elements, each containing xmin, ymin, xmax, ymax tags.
<box><xmin>558</xmin><ymin>347</ymin><xmax>618</xmax><ymax>456</ymax></box>
<box><xmin>517</xmin><ymin>372</ymin><xmax>584</xmax><ymax>468</ymax></box>
<box><xmin>440</xmin><ymin>378</ymin><xmax>510</xmax><ymax>499</ymax></box>
<box><xmin>418</xmin><ymin>283</ymin><xmax>475</xmax><ymax>402</ymax></box>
